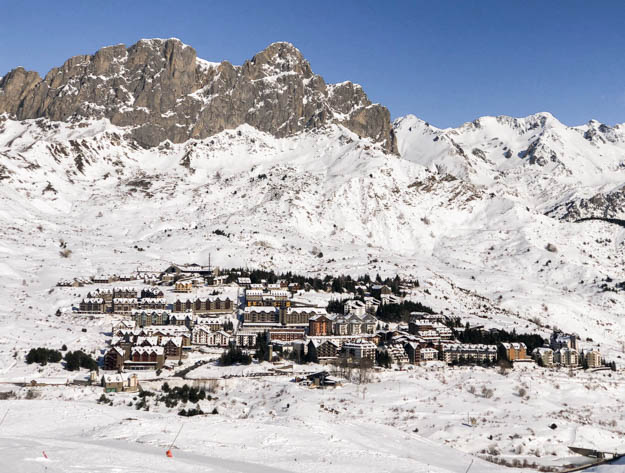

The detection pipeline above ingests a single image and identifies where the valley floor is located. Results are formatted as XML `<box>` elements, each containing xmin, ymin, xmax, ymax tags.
<box><xmin>1</xmin><ymin>362</ymin><xmax>624</xmax><ymax>473</ymax></box>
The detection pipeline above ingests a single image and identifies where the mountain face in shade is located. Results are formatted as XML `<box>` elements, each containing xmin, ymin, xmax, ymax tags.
<box><xmin>0</xmin><ymin>38</ymin><xmax>396</xmax><ymax>152</ymax></box>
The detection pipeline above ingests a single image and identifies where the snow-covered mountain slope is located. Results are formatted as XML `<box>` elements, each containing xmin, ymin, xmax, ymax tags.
<box><xmin>1</xmin><ymin>114</ymin><xmax>625</xmax><ymax>359</ymax></box>
<box><xmin>395</xmin><ymin>113</ymin><xmax>625</xmax><ymax>217</ymax></box>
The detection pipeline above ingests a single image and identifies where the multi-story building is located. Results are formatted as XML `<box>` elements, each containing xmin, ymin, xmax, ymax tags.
<box><xmin>419</xmin><ymin>347</ymin><xmax>439</xmax><ymax>362</ymax></box>
<box><xmin>403</xmin><ymin>341</ymin><xmax>420</xmax><ymax>364</ymax></box>
<box><xmin>241</xmin><ymin>306</ymin><xmax>280</xmax><ymax>325</ymax></box>
<box><xmin>281</xmin><ymin>308</ymin><xmax>326</xmax><ymax>327</ymax></box>
<box><xmin>112</xmin><ymin>320</ymin><xmax>136</xmax><ymax>332</ymax></box>
<box><xmin>550</xmin><ymin>331</ymin><xmax>578</xmax><ymax>351</ymax></box>
<box><xmin>583</xmin><ymin>349</ymin><xmax>602</xmax><ymax>368</ymax></box>
<box><xmin>555</xmin><ymin>347</ymin><xmax>579</xmax><ymax>367</ymax></box>
<box><xmin>169</xmin><ymin>313</ymin><xmax>195</xmax><ymax>329</ymax></box>
<box><xmin>144</xmin><ymin>326</ymin><xmax>191</xmax><ymax>347</ymax></box>
<box><xmin>234</xmin><ymin>330</ymin><xmax>257</xmax><ymax>348</ymax></box>
<box><xmin>245</xmin><ymin>289</ymin><xmax>291</xmax><ymax>308</ymax></box>
<box><xmin>384</xmin><ymin>344</ymin><xmax>410</xmax><ymax>364</ymax></box>
<box><xmin>79</xmin><ymin>298</ymin><xmax>106</xmax><ymax>313</ymax></box>
<box><xmin>192</xmin><ymin>327</ymin><xmax>231</xmax><ymax>347</ymax></box>
<box><xmin>112</xmin><ymin>298</ymin><xmax>139</xmax><ymax>315</ymax></box>
<box><xmin>131</xmin><ymin>310</ymin><xmax>171</xmax><ymax>327</ymax></box>
<box><xmin>344</xmin><ymin>300</ymin><xmax>366</xmax><ymax>317</ymax></box>
<box><xmin>174</xmin><ymin>280</ymin><xmax>194</xmax><ymax>293</ymax></box>
<box><xmin>267</xmin><ymin>328</ymin><xmax>306</xmax><ymax>342</ymax></box>
<box><xmin>342</xmin><ymin>340</ymin><xmax>376</xmax><ymax>361</ymax></box>
<box><xmin>194</xmin><ymin>317</ymin><xmax>227</xmax><ymax>332</ymax></box>
<box><xmin>309</xmin><ymin>314</ymin><xmax>332</xmax><ymax>336</ymax></box>
<box><xmin>432</xmin><ymin>323</ymin><xmax>453</xmax><ymax>340</ymax></box>
<box><xmin>89</xmin><ymin>287</ymin><xmax>138</xmax><ymax>305</ymax></box>
<box><xmin>410</xmin><ymin>312</ymin><xmax>445</xmax><ymax>323</ymax></box>
<box><xmin>440</xmin><ymin>344</ymin><xmax>498</xmax><ymax>364</ymax></box>
<box><xmin>237</xmin><ymin>277</ymin><xmax>252</xmax><ymax>287</ymax></box>
<box><xmin>138</xmin><ymin>298</ymin><xmax>167</xmax><ymax>311</ymax></box>
<box><xmin>532</xmin><ymin>347</ymin><xmax>554</xmax><ymax>367</ymax></box>
<box><xmin>140</xmin><ymin>288</ymin><xmax>165</xmax><ymax>299</ymax></box>
<box><xmin>103</xmin><ymin>346</ymin><xmax>127</xmax><ymax>370</ymax></box>
<box><xmin>307</xmin><ymin>339</ymin><xmax>340</xmax><ymax>361</ymax></box>
<box><xmin>331</xmin><ymin>313</ymin><xmax>377</xmax><ymax>336</ymax></box>
<box><xmin>500</xmin><ymin>342</ymin><xmax>529</xmax><ymax>361</ymax></box>
<box><xmin>124</xmin><ymin>346</ymin><xmax>165</xmax><ymax>370</ymax></box>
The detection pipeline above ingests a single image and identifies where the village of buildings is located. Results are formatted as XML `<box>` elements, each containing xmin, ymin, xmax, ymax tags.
<box><xmin>52</xmin><ymin>263</ymin><xmax>612</xmax><ymax>394</ymax></box>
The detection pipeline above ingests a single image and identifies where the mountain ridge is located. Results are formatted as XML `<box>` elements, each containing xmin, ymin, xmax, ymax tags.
<box><xmin>0</xmin><ymin>38</ymin><xmax>396</xmax><ymax>152</ymax></box>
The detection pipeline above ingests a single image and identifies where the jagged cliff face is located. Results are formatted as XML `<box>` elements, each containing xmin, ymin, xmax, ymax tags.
<box><xmin>0</xmin><ymin>39</ymin><xmax>396</xmax><ymax>152</ymax></box>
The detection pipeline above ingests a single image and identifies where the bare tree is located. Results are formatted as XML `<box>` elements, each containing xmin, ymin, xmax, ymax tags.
<box><xmin>357</xmin><ymin>358</ymin><xmax>373</xmax><ymax>385</ymax></box>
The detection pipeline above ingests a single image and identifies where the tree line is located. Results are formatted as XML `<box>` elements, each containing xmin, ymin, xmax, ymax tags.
<box><xmin>222</xmin><ymin>267</ymin><xmax>414</xmax><ymax>296</ymax></box>
<box><xmin>456</xmin><ymin>326</ymin><xmax>545</xmax><ymax>353</ymax></box>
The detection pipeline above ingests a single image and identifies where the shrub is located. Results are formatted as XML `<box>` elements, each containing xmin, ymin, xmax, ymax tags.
<box><xmin>220</xmin><ymin>347</ymin><xmax>252</xmax><ymax>366</ymax></box>
<box><xmin>179</xmin><ymin>405</ymin><xmax>204</xmax><ymax>417</ymax></box>
<box><xmin>158</xmin><ymin>384</ymin><xmax>208</xmax><ymax>408</ymax></box>
<box><xmin>64</xmin><ymin>350</ymin><xmax>98</xmax><ymax>372</ymax></box>
<box><xmin>326</xmin><ymin>299</ymin><xmax>345</xmax><ymax>314</ymax></box>
<box><xmin>98</xmin><ymin>394</ymin><xmax>110</xmax><ymax>404</ymax></box>
<box><xmin>26</xmin><ymin>348</ymin><xmax>62</xmax><ymax>365</ymax></box>
<box><xmin>376</xmin><ymin>350</ymin><xmax>391</xmax><ymax>369</ymax></box>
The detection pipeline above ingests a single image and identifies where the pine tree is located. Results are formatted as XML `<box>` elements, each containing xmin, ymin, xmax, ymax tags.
<box><xmin>255</xmin><ymin>332</ymin><xmax>271</xmax><ymax>362</ymax></box>
<box><xmin>305</xmin><ymin>347</ymin><xmax>318</xmax><ymax>364</ymax></box>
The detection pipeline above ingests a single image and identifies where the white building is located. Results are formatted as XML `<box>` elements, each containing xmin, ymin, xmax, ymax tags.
<box><xmin>420</xmin><ymin>347</ymin><xmax>439</xmax><ymax>362</ymax></box>
<box><xmin>532</xmin><ymin>347</ymin><xmax>554</xmax><ymax>367</ymax></box>
<box><xmin>344</xmin><ymin>300</ymin><xmax>367</xmax><ymax>317</ymax></box>
<box><xmin>440</xmin><ymin>344</ymin><xmax>497</xmax><ymax>364</ymax></box>
<box><xmin>582</xmin><ymin>349</ymin><xmax>602</xmax><ymax>368</ymax></box>
<box><xmin>342</xmin><ymin>340</ymin><xmax>376</xmax><ymax>360</ymax></box>
<box><xmin>555</xmin><ymin>347</ymin><xmax>579</xmax><ymax>367</ymax></box>
<box><xmin>192</xmin><ymin>327</ymin><xmax>231</xmax><ymax>347</ymax></box>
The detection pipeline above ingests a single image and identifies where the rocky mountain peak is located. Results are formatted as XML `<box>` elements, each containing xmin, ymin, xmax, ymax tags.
<box><xmin>249</xmin><ymin>42</ymin><xmax>308</xmax><ymax>73</ymax></box>
<box><xmin>0</xmin><ymin>39</ymin><xmax>396</xmax><ymax>153</ymax></box>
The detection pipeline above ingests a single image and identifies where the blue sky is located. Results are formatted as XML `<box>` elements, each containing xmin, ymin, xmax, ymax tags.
<box><xmin>1</xmin><ymin>0</ymin><xmax>624</xmax><ymax>128</ymax></box>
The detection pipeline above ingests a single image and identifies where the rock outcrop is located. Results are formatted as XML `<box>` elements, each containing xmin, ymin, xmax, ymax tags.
<box><xmin>547</xmin><ymin>186</ymin><xmax>625</xmax><ymax>221</ymax></box>
<box><xmin>0</xmin><ymin>39</ymin><xmax>396</xmax><ymax>152</ymax></box>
